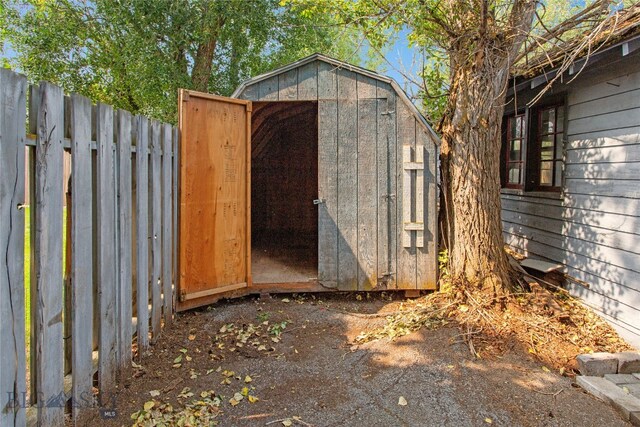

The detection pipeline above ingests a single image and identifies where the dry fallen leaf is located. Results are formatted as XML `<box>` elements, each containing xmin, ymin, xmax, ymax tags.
<box><xmin>398</xmin><ymin>396</ymin><xmax>407</xmax><ymax>406</ymax></box>
<box><xmin>149</xmin><ymin>390</ymin><xmax>160</xmax><ymax>397</ymax></box>
<box><xmin>282</xmin><ymin>419</ymin><xmax>293</xmax><ymax>427</ymax></box>
<box><xmin>188</xmin><ymin>334</ymin><xmax>196</xmax><ymax>341</ymax></box>
<box><xmin>244</xmin><ymin>375</ymin><xmax>252</xmax><ymax>383</ymax></box>
<box><xmin>485</xmin><ymin>418</ymin><xmax>493</xmax><ymax>424</ymax></box>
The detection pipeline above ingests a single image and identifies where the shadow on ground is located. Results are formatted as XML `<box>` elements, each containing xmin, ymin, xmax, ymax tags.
<box><xmin>97</xmin><ymin>294</ymin><xmax>630</xmax><ymax>427</ymax></box>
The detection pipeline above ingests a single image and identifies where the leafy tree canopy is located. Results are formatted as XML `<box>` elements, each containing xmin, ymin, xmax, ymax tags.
<box><xmin>1</xmin><ymin>0</ymin><xmax>363</xmax><ymax>122</ymax></box>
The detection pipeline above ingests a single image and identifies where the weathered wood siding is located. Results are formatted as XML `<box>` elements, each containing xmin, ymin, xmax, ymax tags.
<box><xmin>502</xmin><ymin>64</ymin><xmax>640</xmax><ymax>347</ymax></box>
<box><xmin>236</xmin><ymin>58</ymin><xmax>438</xmax><ymax>291</ymax></box>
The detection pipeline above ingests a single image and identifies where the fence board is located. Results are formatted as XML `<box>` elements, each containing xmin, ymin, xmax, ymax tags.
<box><xmin>28</xmin><ymin>86</ymin><xmax>39</xmax><ymax>400</ymax></box>
<box><xmin>34</xmin><ymin>82</ymin><xmax>65</xmax><ymax>426</ymax></box>
<box><xmin>0</xmin><ymin>68</ymin><xmax>27</xmax><ymax>427</ymax></box>
<box><xmin>172</xmin><ymin>127</ymin><xmax>179</xmax><ymax>311</ymax></box>
<box><xmin>150</xmin><ymin>121</ymin><xmax>163</xmax><ymax>341</ymax></box>
<box><xmin>70</xmin><ymin>94</ymin><xmax>94</xmax><ymax>424</ymax></box>
<box><xmin>117</xmin><ymin>110</ymin><xmax>133</xmax><ymax>375</ymax></box>
<box><xmin>96</xmin><ymin>102</ymin><xmax>117</xmax><ymax>395</ymax></box>
<box><xmin>162</xmin><ymin>124</ymin><xmax>173</xmax><ymax>325</ymax></box>
<box><xmin>136</xmin><ymin>116</ymin><xmax>150</xmax><ymax>354</ymax></box>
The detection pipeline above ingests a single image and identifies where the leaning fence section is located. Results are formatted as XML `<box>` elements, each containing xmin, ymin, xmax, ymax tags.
<box><xmin>0</xmin><ymin>68</ymin><xmax>179</xmax><ymax>426</ymax></box>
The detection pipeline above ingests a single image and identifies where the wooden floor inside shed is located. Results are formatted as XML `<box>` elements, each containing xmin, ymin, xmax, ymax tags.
<box><xmin>252</xmin><ymin>234</ymin><xmax>317</xmax><ymax>284</ymax></box>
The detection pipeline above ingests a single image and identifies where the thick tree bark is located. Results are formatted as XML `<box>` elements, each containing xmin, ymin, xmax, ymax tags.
<box><xmin>439</xmin><ymin>0</ymin><xmax>537</xmax><ymax>294</ymax></box>
<box><xmin>440</xmin><ymin>66</ymin><xmax>512</xmax><ymax>293</ymax></box>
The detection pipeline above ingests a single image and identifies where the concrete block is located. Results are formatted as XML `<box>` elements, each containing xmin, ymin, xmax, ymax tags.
<box><xmin>577</xmin><ymin>376</ymin><xmax>640</xmax><ymax>421</ymax></box>
<box><xmin>605</xmin><ymin>374</ymin><xmax>640</xmax><ymax>385</ymax></box>
<box><xmin>618</xmin><ymin>352</ymin><xmax>640</xmax><ymax>374</ymax></box>
<box><xmin>625</xmin><ymin>384</ymin><xmax>640</xmax><ymax>399</ymax></box>
<box><xmin>577</xmin><ymin>353</ymin><xmax>618</xmax><ymax>376</ymax></box>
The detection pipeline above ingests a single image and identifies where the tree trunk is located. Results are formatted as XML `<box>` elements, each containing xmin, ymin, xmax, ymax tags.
<box><xmin>440</xmin><ymin>64</ymin><xmax>512</xmax><ymax>294</ymax></box>
<box><xmin>191</xmin><ymin>16</ymin><xmax>225</xmax><ymax>92</ymax></box>
<box><xmin>439</xmin><ymin>0</ymin><xmax>537</xmax><ymax>295</ymax></box>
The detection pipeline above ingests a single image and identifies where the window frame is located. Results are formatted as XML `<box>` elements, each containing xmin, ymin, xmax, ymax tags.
<box><xmin>527</xmin><ymin>102</ymin><xmax>566</xmax><ymax>192</ymax></box>
<box><xmin>500</xmin><ymin>95</ymin><xmax>567</xmax><ymax>194</ymax></box>
<box><xmin>503</xmin><ymin>113</ymin><xmax>526</xmax><ymax>189</ymax></box>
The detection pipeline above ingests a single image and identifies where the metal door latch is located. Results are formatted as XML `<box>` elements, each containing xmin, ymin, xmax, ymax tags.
<box><xmin>313</xmin><ymin>198</ymin><xmax>325</xmax><ymax>205</ymax></box>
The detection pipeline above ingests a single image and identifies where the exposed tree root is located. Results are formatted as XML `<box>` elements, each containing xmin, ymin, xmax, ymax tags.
<box><xmin>354</xmin><ymin>259</ymin><xmax>633</xmax><ymax>373</ymax></box>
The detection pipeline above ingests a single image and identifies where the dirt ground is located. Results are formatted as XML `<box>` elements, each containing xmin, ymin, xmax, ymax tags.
<box><xmin>95</xmin><ymin>293</ymin><xmax>631</xmax><ymax>427</ymax></box>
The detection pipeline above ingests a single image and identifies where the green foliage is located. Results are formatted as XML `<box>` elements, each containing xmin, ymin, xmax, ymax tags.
<box><xmin>285</xmin><ymin>0</ymin><xmax>634</xmax><ymax>124</ymax></box>
<box><xmin>2</xmin><ymin>0</ymin><xmax>361</xmax><ymax>122</ymax></box>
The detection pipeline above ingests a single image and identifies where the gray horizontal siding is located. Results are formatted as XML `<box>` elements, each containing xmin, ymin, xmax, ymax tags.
<box><xmin>502</xmin><ymin>68</ymin><xmax>640</xmax><ymax>346</ymax></box>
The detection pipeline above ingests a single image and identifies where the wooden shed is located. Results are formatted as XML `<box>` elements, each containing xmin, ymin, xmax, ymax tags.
<box><xmin>177</xmin><ymin>54</ymin><xmax>439</xmax><ymax>310</ymax></box>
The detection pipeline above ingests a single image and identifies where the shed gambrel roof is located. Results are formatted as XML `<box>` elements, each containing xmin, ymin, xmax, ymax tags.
<box><xmin>231</xmin><ymin>53</ymin><xmax>440</xmax><ymax>145</ymax></box>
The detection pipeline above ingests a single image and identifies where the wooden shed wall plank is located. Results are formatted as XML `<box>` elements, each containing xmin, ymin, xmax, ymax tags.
<box><xmin>0</xmin><ymin>68</ymin><xmax>27</xmax><ymax>427</ymax></box>
<box><xmin>376</xmin><ymin>81</ymin><xmax>397</xmax><ymax>289</ymax></box>
<box><xmin>396</xmin><ymin>103</ymin><xmax>417</xmax><ymax>289</ymax></box>
<box><xmin>34</xmin><ymin>82</ymin><xmax>65</xmax><ymax>426</ymax></box>
<box><xmin>318</xmin><ymin>100</ymin><xmax>338</xmax><ymax>287</ymax></box>
<box><xmin>357</xmin><ymin>97</ymin><xmax>377</xmax><ymax>290</ymax></box>
<box><xmin>259</xmin><ymin>76</ymin><xmax>279</xmax><ymax>101</ymax></box>
<box><xmin>336</xmin><ymin>68</ymin><xmax>358</xmax><ymax>290</ymax></box>
<box><xmin>318</xmin><ymin>61</ymin><xmax>338</xmax><ymax>99</ymax></box>
<box><xmin>317</xmin><ymin>59</ymin><xmax>340</xmax><ymax>293</ymax></box>
<box><xmin>417</xmin><ymin>130</ymin><xmax>437</xmax><ymax>289</ymax></box>
<box><xmin>278</xmin><ymin>68</ymin><xmax>298</xmax><ymax>100</ymax></box>
<box><xmin>297</xmin><ymin>61</ymin><xmax>318</xmax><ymax>100</ymax></box>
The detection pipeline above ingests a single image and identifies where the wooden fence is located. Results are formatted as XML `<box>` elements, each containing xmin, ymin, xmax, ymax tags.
<box><xmin>0</xmin><ymin>68</ymin><xmax>179</xmax><ymax>426</ymax></box>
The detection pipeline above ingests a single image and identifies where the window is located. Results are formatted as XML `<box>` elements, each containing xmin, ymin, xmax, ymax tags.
<box><xmin>536</xmin><ymin>105</ymin><xmax>564</xmax><ymax>189</ymax></box>
<box><xmin>501</xmin><ymin>102</ymin><xmax>566</xmax><ymax>192</ymax></box>
<box><xmin>504</xmin><ymin>114</ymin><xmax>525</xmax><ymax>188</ymax></box>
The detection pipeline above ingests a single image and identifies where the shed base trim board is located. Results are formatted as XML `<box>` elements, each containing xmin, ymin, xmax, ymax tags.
<box><xmin>181</xmin><ymin>282</ymin><xmax>247</xmax><ymax>301</ymax></box>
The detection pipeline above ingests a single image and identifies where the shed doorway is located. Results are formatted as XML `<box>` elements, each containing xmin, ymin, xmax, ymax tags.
<box><xmin>251</xmin><ymin>101</ymin><xmax>319</xmax><ymax>284</ymax></box>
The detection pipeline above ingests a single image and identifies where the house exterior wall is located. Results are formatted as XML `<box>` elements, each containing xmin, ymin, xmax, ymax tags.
<box><xmin>501</xmin><ymin>51</ymin><xmax>640</xmax><ymax>347</ymax></box>
<box><xmin>235</xmin><ymin>59</ymin><xmax>438</xmax><ymax>291</ymax></box>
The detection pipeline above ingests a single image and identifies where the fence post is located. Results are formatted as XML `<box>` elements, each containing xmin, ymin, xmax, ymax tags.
<box><xmin>34</xmin><ymin>81</ymin><xmax>65</xmax><ymax>426</ymax></box>
<box><xmin>0</xmin><ymin>68</ymin><xmax>27</xmax><ymax>427</ymax></box>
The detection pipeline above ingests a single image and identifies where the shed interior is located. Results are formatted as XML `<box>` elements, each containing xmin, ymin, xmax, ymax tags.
<box><xmin>251</xmin><ymin>101</ymin><xmax>318</xmax><ymax>283</ymax></box>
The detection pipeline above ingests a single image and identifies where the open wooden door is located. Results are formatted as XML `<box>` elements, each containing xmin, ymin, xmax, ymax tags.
<box><xmin>177</xmin><ymin>89</ymin><xmax>252</xmax><ymax>311</ymax></box>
